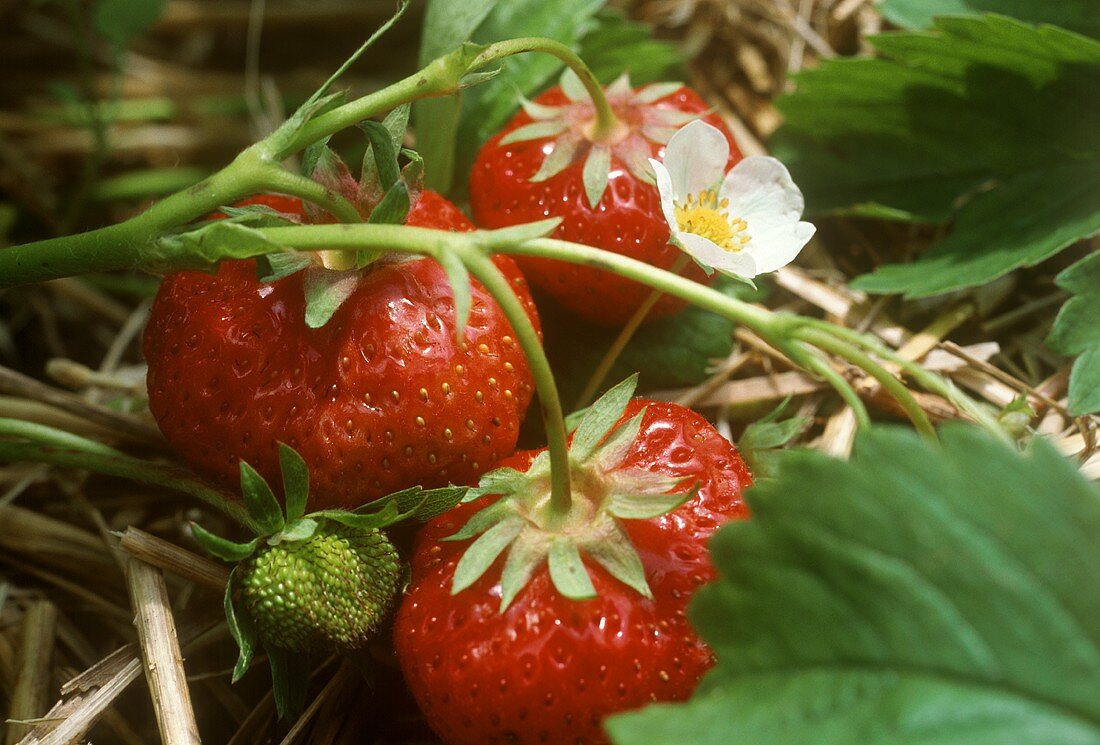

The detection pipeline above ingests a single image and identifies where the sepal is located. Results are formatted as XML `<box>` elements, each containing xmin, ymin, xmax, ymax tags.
<box><xmin>303</xmin><ymin>266</ymin><xmax>361</xmax><ymax>329</ymax></box>
<box><xmin>451</xmin><ymin>516</ymin><xmax>525</xmax><ymax>594</ymax></box>
<box><xmin>239</xmin><ymin>460</ymin><xmax>284</xmax><ymax>534</ymax></box>
<box><xmin>223</xmin><ymin>568</ymin><xmax>257</xmax><ymax>682</ymax></box>
<box><xmin>500</xmin><ymin>120</ymin><xmax>569</xmax><ymax>145</ymax></box>
<box><xmin>278</xmin><ymin>443</ymin><xmax>310</xmax><ymax>522</ymax></box>
<box><xmin>191</xmin><ymin>523</ymin><xmax>259</xmax><ymax>562</ymax></box>
<box><xmin>548</xmin><ymin>538</ymin><xmax>597</xmax><ymax>600</ymax></box>
<box><xmin>570</xmin><ymin>374</ymin><xmax>638</xmax><ymax>462</ymax></box>
<box><xmin>582</xmin><ymin>144</ymin><xmax>611</xmax><ymax>209</ymax></box>
<box><xmin>581</xmin><ymin>518</ymin><xmax>652</xmax><ymax>599</ymax></box>
<box><xmin>268</xmin><ymin>517</ymin><xmax>319</xmax><ymax>544</ymax></box>
<box><xmin>606</xmin><ymin>486</ymin><xmax>696</xmax><ymax>520</ymax></box>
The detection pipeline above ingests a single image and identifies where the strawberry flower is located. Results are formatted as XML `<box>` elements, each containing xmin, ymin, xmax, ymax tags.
<box><xmin>649</xmin><ymin>120</ymin><xmax>815</xmax><ymax>280</ymax></box>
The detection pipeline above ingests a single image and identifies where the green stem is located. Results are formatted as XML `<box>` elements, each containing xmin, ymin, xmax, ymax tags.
<box><xmin>471</xmin><ymin>38</ymin><xmax>620</xmax><ymax>142</ymax></box>
<box><xmin>0</xmin><ymin>418</ymin><xmax>123</xmax><ymax>457</ymax></box>
<box><xmin>0</xmin><ymin>440</ymin><xmax>250</xmax><ymax>527</ymax></box>
<box><xmin>774</xmin><ymin>344</ymin><xmax>872</xmax><ymax>429</ymax></box>
<box><xmin>575</xmin><ymin>254</ymin><xmax>689</xmax><ymax>410</ymax></box>
<box><xmin>799</xmin><ymin>319</ymin><xmax>1006</xmax><ymax>439</ymax></box>
<box><xmin>461</xmin><ymin>252</ymin><xmax>572</xmax><ymax>515</ymax></box>
<box><xmin>260</xmin><ymin>168</ymin><xmax>361</xmax><ymax>223</ymax></box>
<box><xmin>0</xmin><ymin>148</ymin><xmax>272</xmax><ymax>285</ymax></box>
<box><xmin>798</xmin><ymin>327</ymin><xmax>936</xmax><ymax>439</ymax></box>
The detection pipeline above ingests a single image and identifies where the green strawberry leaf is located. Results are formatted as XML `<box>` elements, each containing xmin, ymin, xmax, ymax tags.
<box><xmin>881</xmin><ymin>0</ymin><xmax>1100</xmax><ymax>40</ymax></box>
<box><xmin>583</xmin><ymin>518</ymin><xmax>651</xmax><ymax>599</ymax></box>
<box><xmin>278</xmin><ymin>443</ymin><xmax>310</xmax><ymax>522</ymax></box>
<box><xmin>215</xmin><ymin>204</ymin><xmax>301</xmax><ymax>226</ymax></box>
<box><xmin>317</xmin><ymin>500</ymin><xmax>405</xmax><ymax>531</ymax></box>
<box><xmin>239</xmin><ymin>460</ymin><xmax>284</xmax><ymax>535</ymax></box>
<box><xmin>360</xmin><ymin>104</ymin><xmax>410</xmax><ymax>193</ymax></box>
<box><xmin>443</xmin><ymin>500</ymin><xmax>512</xmax><ymax>543</ymax></box>
<box><xmin>303</xmin><ymin>267</ymin><xmax>360</xmax><ymax>329</ymax></box>
<box><xmin>576</xmin><ymin>9</ymin><xmax>684</xmax><ymax>84</ymax></box>
<box><xmin>570</xmin><ymin>374</ymin><xmax>638</xmax><ymax>462</ymax></box>
<box><xmin>224</xmin><ymin>569</ymin><xmax>257</xmax><ymax>683</ymax></box>
<box><xmin>853</xmin><ymin>163</ymin><xmax>1100</xmax><ymax>297</ymax></box>
<box><xmin>191</xmin><ymin>523</ymin><xmax>259</xmax><ymax>562</ymax></box>
<box><xmin>606</xmin><ymin>425</ymin><xmax>1100</xmax><ymax>744</ymax></box>
<box><xmin>1046</xmin><ymin>251</ymin><xmax>1100</xmax><ymax>415</ymax></box>
<box><xmin>366</xmin><ymin>180</ymin><xmax>410</xmax><ymax>226</ymax></box>
<box><xmin>266</xmin><ymin>91</ymin><xmax>347</xmax><ymax>161</ymax></box>
<box><xmin>267</xmin><ymin>646</ymin><xmax>309</xmax><ymax>720</ymax></box>
<box><xmin>772</xmin><ymin>15</ymin><xmax>1100</xmax><ymax>298</ymax></box>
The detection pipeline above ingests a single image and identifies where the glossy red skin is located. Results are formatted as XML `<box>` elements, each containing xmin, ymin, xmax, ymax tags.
<box><xmin>394</xmin><ymin>400</ymin><xmax>752</xmax><ymax>745</ymax></box>
<box><xmin>471</xmin><ymin>87</ymin><xmax>741</xmax><ymax>326</ymax></box>
<box><xmin>145</xmin><ymin>191</ymin><xmax>540</xmax><ymax>510</ymax></box>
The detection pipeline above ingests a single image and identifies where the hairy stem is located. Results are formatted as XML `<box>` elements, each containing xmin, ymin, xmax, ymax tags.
<box><xmin>798</xmin><ymin>327</ymin><xmax>936</xmax><ymax>439</ymax></box>
<box><xmin>0</xmin><ymin>440</ymin><xmax>250</xmax><ymax>527</ymax></box>
<box><xmin>471</xmin><ymin>38</ymin><xmax>620</xmax><ymax>142</ymax></box>
<box><xmin>460</xmin><ymin>252</ymin><xmax>572</xmax><ymax>515</ymax></box>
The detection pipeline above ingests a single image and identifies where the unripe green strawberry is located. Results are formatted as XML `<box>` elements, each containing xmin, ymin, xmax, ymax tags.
<box><xmin>238</xmin><ymin>524</ymin><xmax>401</xmax><ymax>653</ymax></box>
<box><xmin>191</xmin><ymin>441</ymin><xmax>466</xmax><ymax>720</ymax></box>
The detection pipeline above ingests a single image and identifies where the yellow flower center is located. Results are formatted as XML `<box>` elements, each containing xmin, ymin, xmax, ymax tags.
<box><xmin>674</xmin><ymin>189</ymin><xmax>750</xmax><ymax>252</ymax></box>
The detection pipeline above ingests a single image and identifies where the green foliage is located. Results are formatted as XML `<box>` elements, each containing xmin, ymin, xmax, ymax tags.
<box><xmin>547</xmin><ymin>276</ymin><xmax>762</xmax><ymax>403</ymax></box>
<box><xmin>771</xmin><ymin>15</ymin><xmax>1100</xmax><ymax>298</ymax></box>
<box><xmin>416</xmin><ymin>0</ymin><xmax>681</xmax><ymax>195</ymax></box>
<box><xmin>736</xmin><ymin>400</ymin><xmax>811</xmax><ymax>478</ymax></box>
<box><xmin>577</xmin><ymin>9</ymin><xmax>683</xmax><ymax>84</ymax></box>
<box><xmin>93</xmin><ymin>0</ymin><xmax>166</xmax><ymax>48</ymax></box>
<box><xmin>607</xmin><ymin>425</ymin><xmax>1100</xmax><ymax>744</ymax></box>
<box><xmin>1046</xmin><ymin>252</ymin><xmax>1100</xmax><ymax>414</ymax></box>
<box><xmin>881</xmin><ymin>0</ymin><xmax>1100</xmax><ymax>40</ymax></box>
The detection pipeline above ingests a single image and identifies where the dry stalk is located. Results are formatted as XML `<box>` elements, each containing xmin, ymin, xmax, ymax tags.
<box><xmin>125</xmin><ymin>558</ymin><xmax>201</xmax><ymax>745</ymax></box>
<box><xmin>5</xmin><ymin>601</ymin><xmax>58</xmax><ymax>745</ymax></box>
<box><xmin>120</xmin><ymin>526</ymin><xmax>230</xmax><ymax>591</ymax></box>
<box><xmin>0</xmin><ymin>365</ymin><xmax>161</xmax><ymax>445</ymax></box>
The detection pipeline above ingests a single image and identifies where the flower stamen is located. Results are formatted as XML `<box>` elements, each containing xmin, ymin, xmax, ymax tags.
<box><xmin>673</xmin><ymin>189</ymin><xmax>749</xmax><ymax>252</ymax></box>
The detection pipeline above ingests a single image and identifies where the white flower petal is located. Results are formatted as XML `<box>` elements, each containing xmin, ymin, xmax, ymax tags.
<box><xmin>744</xmin><ymin>221</ymin><xmax>816</xmax><ymax>274</ymax></box>
<box><xmin>719</xmin><ymin>156</ymin><xmax>805</xmax><ymax>235</ymax></box>
<box><xmin>649</xmin><ymin>158</ymin><xmax>680</xmax><ymax>234</ymax></box>
<box><xmin>678</xmin><ymin>232</ymin><xmax>758</xmax><ymax>278</ymax></box>
<box><xmin>606</xmin><ymin>72</ymin><xmax>633</xmax><ymax>99</ymax></box>
<box><xmin>663</xmin><ymin>120</ymin><xmax>729</xmax><ymax>201</ymax></box>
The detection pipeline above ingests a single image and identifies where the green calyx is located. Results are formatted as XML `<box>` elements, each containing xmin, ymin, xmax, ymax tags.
<box><xmin>447</xmin><ymin>375</ymin><xmax>697</xmax><ymax>612</ymax></box>
<box><xmin>191</xmin><ymin>442</ymin><xmax>466</xmax><ymax>718</ymax></box>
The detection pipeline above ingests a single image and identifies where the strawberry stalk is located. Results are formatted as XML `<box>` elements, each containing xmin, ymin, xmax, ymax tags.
<box><xmin>0</xmin><ymin>418</ymin><xmax>253</xmax><ymax>527</ymax></box>
<box><xmin>460</xmin><ymin>251</ymin><xmax>574</xmax><ymax>514</ymax></box>
<box><xmin>237</xmin><ymin>223</ymin><xmax>1003</xmax><ymax>440</ymax></box>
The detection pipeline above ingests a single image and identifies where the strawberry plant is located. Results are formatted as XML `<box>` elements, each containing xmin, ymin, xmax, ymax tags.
<box><xmin>0</xmin><ymin>0</ymin><xmax>1097</xmax><ymax>742</ymax></box>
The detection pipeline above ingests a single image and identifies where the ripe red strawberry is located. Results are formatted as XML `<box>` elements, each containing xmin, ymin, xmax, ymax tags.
<box><xmin>145</xmin><ymin>190</ymin><xmax>540</xmax><ymax>511</ymax></box>
<box><xmin>394</xmin><ymin>380</ymin><xmax>752</xmax><ymax>745</ymax></box>
<box><xmin>470</xmin><ymin>75</ymin><xmax>741</xmax><ymax>326</ymax></box>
